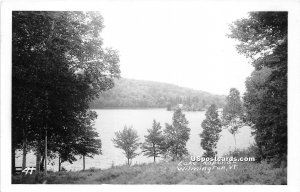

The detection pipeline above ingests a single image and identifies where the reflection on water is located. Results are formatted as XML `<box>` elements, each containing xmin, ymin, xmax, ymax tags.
<box><xmin>15</xmin><ymin>109</ymin><xmax>254</xmax><ymax>171</ymax></box>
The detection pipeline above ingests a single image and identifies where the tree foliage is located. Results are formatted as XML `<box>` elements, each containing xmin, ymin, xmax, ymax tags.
<box><xmin>163</xmin><ymin>108</ymin><xmax>190</xmax><ymax>160</ymax></box>
<box><xmin>228</xmin><ymin>12</ymin><xmax>287</xmax><ymax>60</ymax></box>
<box><xmin>12</xmin><ymin>11</ymin><xmax>120</xmax><ymax>172</ymax></box>
<box><xmin>141</xmin><ymin>120</ymin><xmax>165</xmax><ymax>162</ymax></box>
<box><xmin>200</xmin><ymin>104</ymin><xmax>222</xmax><ymax>157</ymax></box>
<box><xmin>228</xmin><ymin>12</ymin><xmax>287</xmax><ymax>164</ymax></box>
<box><xmin>112</xmin><ymin>126</ymin><xmax>140</xmax><ymax>165</ymax></box>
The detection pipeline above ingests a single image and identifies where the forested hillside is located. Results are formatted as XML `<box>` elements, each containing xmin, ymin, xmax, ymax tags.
<box><xmin>90</xmin><ymin>78</ymin><xmax>226</xmax><ymax>110</ymax></box>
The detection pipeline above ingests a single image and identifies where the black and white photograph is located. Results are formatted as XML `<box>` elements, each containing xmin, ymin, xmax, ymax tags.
<box><xmin>1</xmin><ymin>0</ymin><xmax>300</xmax><ymax>191</ymax></box>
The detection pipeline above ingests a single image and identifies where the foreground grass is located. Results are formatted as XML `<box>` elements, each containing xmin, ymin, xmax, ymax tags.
<box><xmin>12</xmin><ymin>160</ymin><xmax>286</xmax><ymax>184</ymax></box>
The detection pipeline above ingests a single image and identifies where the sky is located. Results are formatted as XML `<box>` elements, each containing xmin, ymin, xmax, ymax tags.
<box><xmin>95</xmin><ymin>1</ymin><xmax>254</xmax><ymax>95</ymax></box>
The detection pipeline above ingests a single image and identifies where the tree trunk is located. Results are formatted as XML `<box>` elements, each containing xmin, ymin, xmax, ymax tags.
<box><xmin>233</xmin><ymin>134</ymin><xmax>237</xmax><ymax>151</ymax></box>
<box><xmin>44</xmin><ymin>129</ymin><xmax>47</xmax><ymax>176</ymax></box>
<box><xmin>83</xmin><ymin>155</ymin><xmax>85</xmax><ymax>171</ymax></box>
<box><xmin>58</xmin><ymin>156</ymin><xmax>61</xmax><ymax>172</ymax></box>
<box><xmin>153</xmin><ymin>143</ymin><xmax>156</xmax><ymax>163</ymax></box>
<box><xmin>40</xmin><ymin>153</ymin><xmax>45</xmax><ymax>171</ymax></box>
<box><xmin>22</xmin><ymin>131</ymin><xmax>27</xmax><ymax>170</ymax></box>
<box><xmin>22</xmin><ymin>145</ymin><xmax>27</xmax><ymax>170</ymax></box>
<box><xmin>36</xmin><ymin>149</ymin><xmax>41</xmax><ymax>172</ymax></box>
<box><xmin>12</xmin><ymin>147</ymin><xmax>16</xmax><ymax>175</ymax></box>
<box><xmin>127</xmin><ymin>158</ymin><xmax>130</xmax><ymax>166</ymax></box>
<box><xmin>35</xmin><ymin>148</ymin><xmax>41</xmax><ymax>183</ymax></box>
<box><xmin>21</xmin><ymin>135</ymin><xmax>27</xmax><ymax>182</ymax></box>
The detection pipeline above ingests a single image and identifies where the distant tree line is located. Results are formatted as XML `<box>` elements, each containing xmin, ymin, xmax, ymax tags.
<box><xmin>90</xmin><ymin>78</ymin><xmax>226</xmax><ymax>111</ymax></box>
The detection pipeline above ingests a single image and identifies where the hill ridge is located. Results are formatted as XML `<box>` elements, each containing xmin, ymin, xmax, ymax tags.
<box><xmin>90</xmin><ymin>78</ymin><xmax>226</xmax><ymax>110</ymax></box>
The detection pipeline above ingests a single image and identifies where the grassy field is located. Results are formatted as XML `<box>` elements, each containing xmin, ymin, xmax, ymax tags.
<box><xmin>12</xmin><ymin>159</ymin><xmax>286</xmax><ymax>184</ymax></box>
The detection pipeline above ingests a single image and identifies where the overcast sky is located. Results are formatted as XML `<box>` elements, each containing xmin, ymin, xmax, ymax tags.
<box><xmin>96</xmin><ymin>1</ymin><xmax>254</xmax><ymax>95</ymax></box>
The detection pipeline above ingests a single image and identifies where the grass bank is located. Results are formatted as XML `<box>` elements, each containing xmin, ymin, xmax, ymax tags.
<box><xmin>12</xmin><ymin>160</ymin><xmax>286</xmax><ymax>184</ymax></box>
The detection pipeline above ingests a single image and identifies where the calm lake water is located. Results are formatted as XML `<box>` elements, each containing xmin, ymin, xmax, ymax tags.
<box><xmin>16</xmin><ymin>109</ymin><xmax>254</xmax><ymax>171</ymax></box>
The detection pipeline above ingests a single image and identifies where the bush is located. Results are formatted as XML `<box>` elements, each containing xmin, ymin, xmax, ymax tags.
<box><xmin>223</xmin><ymin>144</ymin><xmax>259</xmax><ymax>161</ymax></box>
<box><xmin>88</xmin><ymin>167</ymin><xmax>100</xmax><ymax>172</ymax></box>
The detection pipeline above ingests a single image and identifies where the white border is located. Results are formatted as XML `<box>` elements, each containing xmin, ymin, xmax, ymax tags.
<box><xmin>1</xmin><ymin>0</ymin><xmax>300</xmax><ymax>192</ymax></box>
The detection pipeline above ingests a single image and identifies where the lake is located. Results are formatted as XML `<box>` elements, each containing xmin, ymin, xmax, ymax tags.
<box><xmin>15</xmin><ymin>109</ymin><xmax>254</xmax><ymax>171</ymax></box>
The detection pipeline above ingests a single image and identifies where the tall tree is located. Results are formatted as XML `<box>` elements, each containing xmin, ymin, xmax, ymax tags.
<box><xmin>228</xmin><ymin>12</ymin><xmax>287</xmax><ymax>164</ymax></box>
<box><xmin>12</xmin><ymin>11</ymin><xmax>120</xmax><ymax>174</ymax></box>
<box><xmin>112</xmin><ymin>126</ymin><xmax>140</xmax><ymax>165</ymax></box>
<box><xmin>243</xmin><ymin>67</ymin><xmax>273</xmax><ymax>160</ymax></box>
<box><xmin>222</xmin><ymin>88</ymin><xmax>244</xmax><ymax>151</ymax></box>
<box><xmin>200</xmin><ymin>104</ymin><xmax>222</xmax><ymax>157</ymax></box>
<box><xmin>141</xmin><ymin>120</ymin><xmax>164</xmax><ymax>162</ymax></box>
<box><xmin>164</xmin><ymin>108</ymin><xmax>190</xmax><ymax>160</ymax></box>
